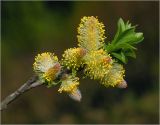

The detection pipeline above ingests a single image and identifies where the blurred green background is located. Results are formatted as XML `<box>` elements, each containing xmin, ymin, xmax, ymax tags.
<box><xmin>1</xmin><ymin>1</ymin><xmax>159</xmax><ymax>124</ymax></box>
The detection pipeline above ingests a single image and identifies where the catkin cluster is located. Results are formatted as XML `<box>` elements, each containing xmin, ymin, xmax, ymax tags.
<box><xmin>62</xmin><ymin>16</ymin><xmax>126</xmax><ymax>87</ymax></box>
<box><xmin>33</xmin><ymin>16</ymin><xmax>127</xmax><ymax>101</ymax></box>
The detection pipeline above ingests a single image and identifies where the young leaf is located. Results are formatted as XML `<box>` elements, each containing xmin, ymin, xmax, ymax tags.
<box><xmin>104</xmin><ymin>18</ymin><xmax>144</xmax><ymax>64</ymax></box>
<box><xmin>125</xmin><ymin>50</ymin><xmax>136</xmax><ymax>58</ymax></box>
<box><xmin>112</xmin><ymin>52</ymin><xmax>127</xmax><ymax>64</ymax></box>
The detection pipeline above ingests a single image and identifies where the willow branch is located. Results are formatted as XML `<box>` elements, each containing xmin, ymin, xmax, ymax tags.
<box><xmin>1</xmin><ymin>75</ymin><xmax>43</xmax><ymax>111</ymax></box>
<box><xmin>1</xmin><ymin>68</ymin><xmax>70</xmax><ymax>111</ymax></box>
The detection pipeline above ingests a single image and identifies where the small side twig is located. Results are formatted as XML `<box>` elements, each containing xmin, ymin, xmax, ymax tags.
<box><xmin>1</xmin><ymin>75</ymin><xmax>43</xmax><ymax>111</ymax></box>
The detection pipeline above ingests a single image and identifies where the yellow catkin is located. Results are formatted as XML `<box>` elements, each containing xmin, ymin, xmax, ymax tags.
<box><xmin>61</xmin><ymin>47</ymin><xmax>86</xmax><ymax>70</ymax></box>
<box><xmin>33</xmin><ymin>52</ymin><xmax>60</xmax><ymax>82</ymax></box>
<box><xmin>43</xmin><ymin>63</ymin><xmax>61</xmax><ymax>82</ymax></box>
<box><xmin>77</xmin><ymin>16</ymin><xmax>106</xmax><ymax>51</ymax></box>
<box><xmin>102</xmin><ymin>63</ymin><xmax>125</xmax><ymax>87</ymax></box>
<box><xmin>83</xmin><ymin>49</ymin><xmax>113</xmax><ymax>81</ymax></box>
<box><xmin>58</xmin><ymin>76</ymin><xmax>80</xmax><ymax>93</ymax></box>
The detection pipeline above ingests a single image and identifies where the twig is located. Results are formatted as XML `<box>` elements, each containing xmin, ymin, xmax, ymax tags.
<box><xmin>1</xmin><ymin>68</ymin><xmax>70</xmax><ymax>111</ymax></box>
<box><xmin>1</xmin><ymin>75</ymin><xmax>43</xmax><ymax>111</ymax></box>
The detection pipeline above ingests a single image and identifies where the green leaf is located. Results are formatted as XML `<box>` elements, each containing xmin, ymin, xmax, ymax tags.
<box><xmin>125</xmin><ymin>50</ymin><xmax>136</xmax><ymax>58</ymax></box>
<box><xmin>112</xmin><ymin>52</ymin><xmax>127</xmax><ymax>64</ymax></box>
<box><xmin>105</xmin><ymin>43</ymin><xmax>114</xmax><ymax>53</ymax></box>
<box><xmin>104</xmin><ymin>18</ymin><xmax>144</xmax><ymax>64</ymax></box>
<box><xmin>116</xmin><ymin>43</ymin><xmax>137</xmax><ymax>50</ymax></box>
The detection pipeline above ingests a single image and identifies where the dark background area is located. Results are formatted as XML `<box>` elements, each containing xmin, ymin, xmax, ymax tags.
<box><xmin>1</xmin><ymin>1</ymin><xmax>159</xmax><ymax>124</ymax></box>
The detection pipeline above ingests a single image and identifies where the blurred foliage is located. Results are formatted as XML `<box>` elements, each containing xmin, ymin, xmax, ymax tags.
<box><xmin>1</xmin><ymin>1</ymin><xmax>159</xmax><ymax>124</ymax></box>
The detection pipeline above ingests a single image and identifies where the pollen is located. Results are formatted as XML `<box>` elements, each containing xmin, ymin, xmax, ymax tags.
<box><xmin>77</xmin><ymin>16</ymin><xmax>106</xmax><ymax>51</ymax></box>
<box><xmin>43</xmin><ymin>63</ymin><xmax>61</xmax><ymax>82</ymax></box>
<box><xmin>83</xmin><ymin>49</ymin><xmax>113</xmax><ymax>81</ymax></box>
<box><xmin>102</xmin><ymin>63</ymin><xmax>125</xmax><ymax>87</ymax></box>
<box><xmin>58</xmin><ymin>76</ymin><xmax>80</xmax><ymax>93</ymax></box>
<box><xmin>33</xmin><ymin>52</ymin><xmax>61</xmax><ymax>83</ymax></box>
<box><xmin>61</xmin><ymin>47</ymin><xmax>86</xmax><ymax>70</ymax></box>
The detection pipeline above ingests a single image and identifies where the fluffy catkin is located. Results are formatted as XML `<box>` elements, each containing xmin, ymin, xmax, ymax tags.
<box><xmin>77</xmin><ymin>16</ymin><xmax>106</xmax><ymax>51</ymax></box>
